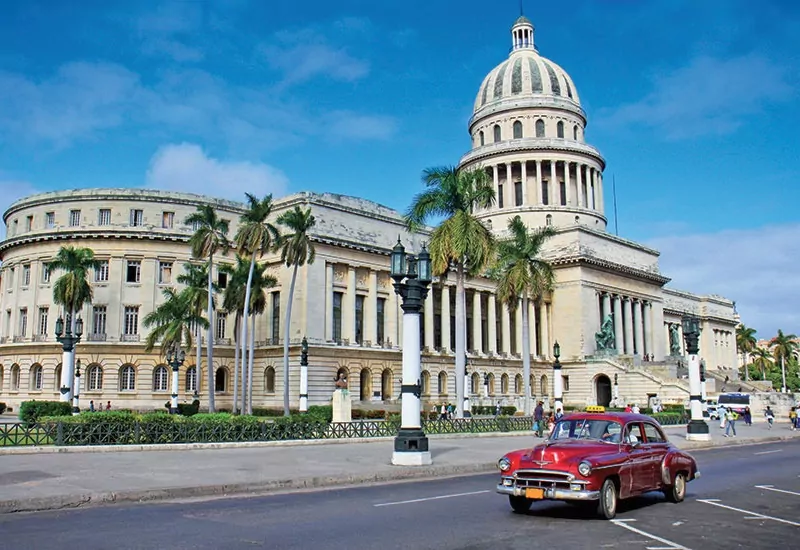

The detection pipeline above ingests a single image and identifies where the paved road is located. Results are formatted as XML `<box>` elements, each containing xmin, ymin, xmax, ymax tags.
<box><xmin>2</xmin><ymin>440</ymin><xmax>799</xmax><ymax>550</ymax></box>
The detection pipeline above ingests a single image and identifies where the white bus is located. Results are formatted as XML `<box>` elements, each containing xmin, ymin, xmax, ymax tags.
<box><xmin>717</xmin><ymin>393</ymin><xmax>750</xmax><ymax>414</ymax></box>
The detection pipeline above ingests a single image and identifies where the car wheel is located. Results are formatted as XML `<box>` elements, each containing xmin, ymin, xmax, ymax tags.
<box><xmin>598</xmin><ymin>478</ymin><xmax>618</xmax><ymax>520</ymax></box>
<box><xmin>509</xmin><ymin>495</ymin><xmax>532</xmax><ymax>513</ymax></box>
<box><xmin>664</xmin><ymin>472</ymin><xmax>686</xmax><ymax>503</ymax></box>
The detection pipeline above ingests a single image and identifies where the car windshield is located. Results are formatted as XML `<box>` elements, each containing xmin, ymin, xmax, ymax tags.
<box><xmin>549</xmin><ymin>419</ymin><xmax>623</xmax><ymax>443</ymax></box>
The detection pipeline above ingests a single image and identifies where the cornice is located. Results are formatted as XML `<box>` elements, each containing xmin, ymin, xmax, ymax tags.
<box><xmin>0</xmin><ymin>228</ymin><xmax>191</xmax><ymax>257</ymax></box>
<box><xmin>459</xmin><ymin>138</ymin><xmax>606</xmax><ymax>169</ymax></box>
<box><xmin>551</xmin><ymin>254</ymin><xmax>671</xmax><ymax>286</ymax></box>
<box><xmin>470</xmin><ymin>96</ymin><xmax>587</xmax><ymax>128</ymax></box>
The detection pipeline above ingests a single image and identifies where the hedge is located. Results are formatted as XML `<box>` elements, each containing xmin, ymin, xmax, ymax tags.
<box><xmin>19</xmin><ymin>400</ymin><xmax>72</xmax><ymax>424</ymax></box>
<box><xmin>163</xmin><ymin>399</ymin><xmax>201</xmax><ymax>416</ymax></box>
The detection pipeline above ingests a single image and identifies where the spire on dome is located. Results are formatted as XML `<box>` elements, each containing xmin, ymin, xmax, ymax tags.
<box><xmin>511</xmin><ymin>12</ymin><xmax>535</xmax><ymax>52</ymax></box>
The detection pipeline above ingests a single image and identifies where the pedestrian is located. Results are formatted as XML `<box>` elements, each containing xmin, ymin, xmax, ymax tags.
<box><xmin>765</xmin><ymin>406</ymin><xmax>775</xmax><ymax>429</ymax></box>
<box><xmin>447</xmin><ymin>403</ymin><xmax>454</xmax><ymax>419</ymax></box>
<box><xmin>789</xmin><ymin>407</ymin><xmax>797</xmax><ymax>432</ymax></box>
<box><xmin>89</xmin><ymin>400</ymin><xmax>95</xmax><ymax>412</ymax></box>
<box><xmin>624</xmin><ymin>403</ymin><xmax>632</xmax><ymax>413</ymax></box>
<box><xmin>724</xmin><ymin>409</ymin><xmax>737</xmax><ymax>437</ymax></box>
<box><xmin>546</xmin><ymin>413</ymin><xmax>555</xmax><ymax>434</ymax></box>
<box><xmin>495</xmin><ymin>403</ymin><xmax>501</xmax><ymax>417</ymax></box>
<box><xmin>440</xmin><ymin>403</ymin><xmax>447</xmax><ymax>420</ymax></box>
<box><xmin>534</xmin><ymin>401</ymin><xmax>544</xmax><ymax>437</ymax></box>
<box><xmin>555</xmin><ymin>407</ymin><xmax>564</xmax><ymax>421</ymax></box>
<box><xmin>106</xmin><ymin>400</ymin><xmax>112</xmax><ymax>411</ymax></box>
<box><xmin>632</xmin><ymin>403</ymin><xmax>640</xmax><ymax>415</ymax></box>
<box><xmin>743</xmin><ymin>407</ymin><xmax>752</xmax><ymax>426</ymax></box>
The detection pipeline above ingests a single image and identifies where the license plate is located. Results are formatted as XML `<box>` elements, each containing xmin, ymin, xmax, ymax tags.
<box><xmin>525</xmin><ymin>488</ymin><xmax>544</xmax><ymax>499</ymax></box>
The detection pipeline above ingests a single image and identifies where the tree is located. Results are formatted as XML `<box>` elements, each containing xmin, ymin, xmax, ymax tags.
<box><xmin>244</xmin><ymin>261</ymin><xmax>277</xmax><ymax>413</ymax></box>
<box><xmin>48</xmin><ymin>245</ymin><xmax>100</xmax><ymax>400</ymax></box>
<box><xmin>750</xmin><ymin>347</ymin><xmax>773</xmax><ymax>382</ymax></box>
<box><xmin>769</xmin><ymin>329</ymin><xmax>799</xmax><ymax>392</ymax></box>
<box><xmin>176</xmin><ymin>262</ymin><xmax>215</xmax><ymax>398</ymax></box>
<box><xmin>143</xmin><ymin>287</ymin><xmax>207</xmax><ymax>355</ymax></box>
<box><xmin>276</xmin><ymin>206</ymin><xmax>316</xmax><ymax>416</ymax></box>
<box><xmin>493</xmin><ymin>216</ymin><xmax>555</xmax><ymax>415</ymax></box>
<box><xmin>220</xmin><ymin>257</ymin><xmax>250</xmax><ymax>414</ymax></box>
<box><xmin>735</xmin><ymin>324</ymin><xmax>757</xmax><ymax>381</ymax></box>
<box><xmin>234</xmin><ymin>193</ymin><xmax>281</xmax><ymax>415</ymax></box>
<box><xmin>405</xmin><ymin>166</ymin><xmax>495</xmax><ymax>418</ymax></box>
<box><xmin>185</xmin><ymin>206</ymin><xmax>230</xmax><ymax>412</ymax></box>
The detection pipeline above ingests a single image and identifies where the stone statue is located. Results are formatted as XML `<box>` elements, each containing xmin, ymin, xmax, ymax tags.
<box><xmin>332</xmin><ymin>372</ymin><xmax>351</xmax><ymax>422</ymax></box>
<box><xmin>594</xmin><ymin>315</ymin><xmax>616</xmax><ymax>352</ymax></box>
<box><xmin>334</xmin><ymin>373</ymin><xmax>348</xmax><ymax>390</ymax></box>
<box><xmin>669</xmin><ymin>324</ymin><xmax>681</xmax><ymax>356</ymax></box>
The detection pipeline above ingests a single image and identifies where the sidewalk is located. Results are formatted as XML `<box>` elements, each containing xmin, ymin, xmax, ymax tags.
<box><xmin>0</xmin><ymin>421</ymin><xmax>797</xmax><ymax>514</ymax></box>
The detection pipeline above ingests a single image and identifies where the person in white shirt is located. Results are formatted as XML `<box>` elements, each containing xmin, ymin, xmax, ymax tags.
<box><xmin>632</xmin><ymin>404</ymin><xmax>640</xmax><ymax>414</ymax></box>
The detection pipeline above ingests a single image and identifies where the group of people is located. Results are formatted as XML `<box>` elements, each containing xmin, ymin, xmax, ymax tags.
<box><xmin>641</xmin><ymin>354</ymin><xmax>656</xmax><ymax>362</ymax></box>
<box><xmin>88</xmin><ymin>400</ymin><xmax>112</xmax><ymax>412</ymax></box>
<box><xmin>533</xmin><ymin>401</ymin><xmax>563</xmax><ymax>437</ymax></box>
<box><xmin>623</xmin><ymin>403</ymin><xmax>642</xmax><ymax>414</ymax></box>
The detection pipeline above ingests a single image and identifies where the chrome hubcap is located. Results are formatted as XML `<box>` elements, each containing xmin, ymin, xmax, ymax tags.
<box><xmin>605</xmin><ymin>486</ymin><xmax>615</xmax><ymax>512</ymax></box>
<box><xmin>676</xmin><ymin>475</ymin><xmax>685</xmax><ymax>497</ymax></box>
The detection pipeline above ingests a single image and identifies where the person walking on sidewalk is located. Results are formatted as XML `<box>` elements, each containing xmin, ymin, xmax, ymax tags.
<box><xmin>743</xmin><ymin>407</ymin><xmax>752</xmax><ymax>426</ymax></box>
<box><xmin>718</xmin><ymin>404</ymin><xmax>727</xmax><ymax>429</ymax></box>
<box><xmin>534</xmin><ymin>401</ymin><xmax>544</xmax><ymax>437</ymax></box>
<box><xmin>724</xmin><ymin>409</ymin><xmax>737</xmax><ymax>437</ymax></box>
<box><xmin>790</xmin><ymin>407</ymin><xmax>797</xmax><ymax>431</ymax></box>
<box><xmin>765</xmin><ymin>406</ymin><xmax>775</xmax><ymax>429</ymax></box>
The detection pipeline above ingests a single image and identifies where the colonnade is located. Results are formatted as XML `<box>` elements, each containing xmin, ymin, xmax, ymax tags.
<box><xmin>598</xmin><ymin>292</ymin><xmax>653</xmax><ymax>356</ymax></box>
<box><xmin>663</xmin><ymin>321</ymin><xmax>734</xmax><ymax>368</ymax></box>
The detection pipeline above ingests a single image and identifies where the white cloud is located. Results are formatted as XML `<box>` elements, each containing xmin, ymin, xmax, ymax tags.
<box><xmin>322</xmin><ymin>111</ymin><xmax>398</xmax><ymax>141</ymax></box>
<box><xmin>145</xmin><ymin>143</ymin><xmax>288</xmax><ymax>201</ymax></box>
<box><xmin>648</xmin><ymin>223</ymin><xmax>800</xmax><ymax>338</ymax></box>
<box><xmin>136</xmin><ymin>1</ymin><xmax>204</xmax><ymax>62</ymax></box>
<box><xmin>602</xmin><ymin>54</ymin><xmax>794</xmax><ymax>139</ymax></box>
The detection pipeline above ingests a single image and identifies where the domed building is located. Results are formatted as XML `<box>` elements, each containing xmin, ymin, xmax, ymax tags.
<box><xmin>0</xmin><ymin>16</ymin><xmax>739</xmax><ymax>413</ymax></box>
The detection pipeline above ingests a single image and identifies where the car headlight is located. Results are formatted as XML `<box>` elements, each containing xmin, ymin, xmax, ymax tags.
<box><xmin>498</xmin><ymin>457</ymin><xmax>511</xmax><ymax>472</ymax></box>
<box><xmin>578</xmin><ymin>461</ymin><xmax>592</xmax><ymax>477</ymax></box>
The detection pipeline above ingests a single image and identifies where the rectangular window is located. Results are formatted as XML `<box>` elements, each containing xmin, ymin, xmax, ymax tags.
<box><xmin>498</xmin><ymin>185</ymin><xmax>504</xmax><ymax>208</ymax></box>
<box><xmin>560</xmin><ymin>181</ymin><xmax>567</xmax><ymax>206</ymax></box>
<box><xmin>376</xmin><ymin>297</ymin><xmax>385</xmax><ymax>345</ymax></box>
<box><xmin>37</xmin><ymin>307</ymin><xmax>48</xmax><ymax>335</ymax></box>
<box><xmin>332</xmin><ymin>292</ymin><xmax>343</xmax><ymax>342</ymax></box>
<box><xmin>93</xmin><ymin>306</ymin><xmax>107</xmax><ymax>336</ymax></box>
<box><xmin>5</xmin><ymin>310</ymin><xmax>10</xmax><ymax>338</ymax></box>
<box><xmin>217</xmin><ymin>271</ymin><xmax>228</xmax><ymax>289</ymax></box>
<box><xmin>126</xmin><ymin>260</ymin><xmax>141</xmax><ymax>283</ymax></box>
<box><xmin>25</xmin><ymin>215</ymin><xmax>33</xmax><ymax>232</ymax></box>
<box><xmin>69</xmin><ymin>210</ymin><xmax>81</xmax><ymax>227</ymax></box>
<box><xmin>42</xmin><ymin>263</ymin><xmax>51</xmax><ymax>284</ymax></box>
<box><xmin>216</xmin><ymin>312</ymin><xmax>227</xmax><ymax>340</ymax></box>
<box><xmin>18</xmin><ymin>308</ymin><xmax>27</xmax><ymax>336</ymax></box>
<box><xmin>563</xmin><ymin>375</ymin><xmax>570</xmax><ymax>392</ymax></box>
<box><xmin>270</xmin><ymin>291</ymin><xmax>280</xmax><ymax>342</ymax></box>
<box><xmin>541</xmin><ymin>181</ymin><xmax>549</xmax><ymax>205</ymax></box>
<box><xmin>11</xmin><ymin>219</ymin><xmax>17</xmax><ymax>236</ymax></box>
<box><xmin>355</xmin><ymin>295</ymin><xmax>364</xmax><ymax>344</ymax></box>
<box><xmin>514</xmin><ymin>181</ymin><xmax>523</xmax><ymax>206</ymax></box>
<box><xmin>123</xmin><ymin>306</ymin><xmax>139</xmax><ymax>335</ymax></box>
<box><xmin>45</xmin><ymin>212</ymin><xmax>55</xmax><ymax>228</ymax></box>
<box><xmin>21</xmin><ymin>264</ymin><xmax>30</xmax><ymax>286</ymax></box>
<box><xmin>98</xmin><ymin>209</ymin><xmax>111</xmax><ymax>226</ymax></box>
<box><xmin>130</xmin><ymin>209</ymin><xmax>143</xmax><ymax>227</ymax></box>
<box><xmin>95</xmin><ymin>260</ymin><xmax>109</xmax><ymax>282</ymax></box>
<box><xmin>6</xmin><ymin>267</ymin><xmax>13</xmax><ymax>289</ymax></box>
<box><xmin>162</xmin><ymin>211</ymin><xmax>174</xmax><ymax>229</ymax></box>
<box><xmin>158</xmin><ymin>261</ymin><xmax>173</xmax><ymax>285</ymax></box>
<box><xmin>190</xmin><ymin>219</ymin><xmax>202</xmax><ymax>231</ymax></box>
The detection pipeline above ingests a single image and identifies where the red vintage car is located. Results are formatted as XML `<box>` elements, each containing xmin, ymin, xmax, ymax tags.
<box><xmin>496</xmin><ymin>411</ymin><xmax>700</xmax><ymax>519</ymax></box>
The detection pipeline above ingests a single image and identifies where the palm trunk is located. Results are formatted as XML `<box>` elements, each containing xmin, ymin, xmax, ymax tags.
<box><xmin>195</xmin><ymin>322</ymin><xmax>201</xmax><ymax>399</ymax></box>
<box><xmin>232</xmin><ymin>313</ymin><xmax>240</xmax><ymax>414</ymax></box>
<box><xmin>206</xmin><ymin>254</ymin><xmax>216</xmax><ymax>413</ymax></box>
<box><xmin>521</xmin><ymin>295</ymin><xmax>532</xmax><ymax>416</ymax></box>
<box><xmin>248</xmin><ymin>313</ymin><xmax>256</xmax><ymax>414</ymax></box>
<box><xmin>283</xmin><ymin>264</ymin><xmax>298</xmax><ymax>416</ymax></box>
<box><xmin>240</xmin><ymin>319</ymin><xmax>247</xmax><ymax>414</ymax></box>
<box><xmin>241</xmin><ymin>255</ymin><xmax>256</xmax><ymax>413</ymax></box>
<box><xmin>454</xmin><ymin>262</ymin><xmax>466</xmax><ymax>418</ymax></box>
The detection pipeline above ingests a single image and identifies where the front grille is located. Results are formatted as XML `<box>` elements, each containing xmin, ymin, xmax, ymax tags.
<box><xmin>514</xmin><ymin>469</ymin><xmax>576</xmax><ymax>489</ymax></box>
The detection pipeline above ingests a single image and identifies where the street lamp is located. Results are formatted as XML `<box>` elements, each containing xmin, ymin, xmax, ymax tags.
<box><xmin>682</xmin><ymin>314</ymin><xmax>710</xmax><ymax>440</ymax></box>
<box><xmin>299</xmin><ymin>337</ymin><xmax>309</xmax><ymax>412</ymax></box>
<box><xmin>55</xmin><ymin>315</ymin><xmax>83</xmax><ymax>403</ymax></box>
<box><xmin>552</xmin><ymin>341</ymin><xmax>563</xmax><ymax>413</ymax></box>
<box><xmin>390</xmin><ymin>238</ymin><xmax>433</xmax><ymax>466</ymax></box>
<box><xmin>166</xmin><ymin>345</ymin><xmax>186</xmax><ymax>414</ymax></box>
<box><xmin>72</xmin><ymin>359</ymin><xmax>81</xmax><ymax>415</ymax></box>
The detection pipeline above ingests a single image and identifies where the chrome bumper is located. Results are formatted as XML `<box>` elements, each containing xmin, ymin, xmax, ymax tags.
<box><xmin>496</xmin><ymin>483</ymin><xmax>600</xmax><ymax>501</ymax></box>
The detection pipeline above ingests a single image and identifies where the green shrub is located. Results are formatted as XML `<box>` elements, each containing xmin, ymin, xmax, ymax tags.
<box><xmin>178</xmin><ymin>400</ymin><xmax>200</xmax><ymax>416</ymax></box>
<box><xmin>0</xmin><ymin>402</ymin><xmax>6</xmax><ymax>414</ymax></box>
<box><xmin>306</xmin><ymin>405</ymin><xmax>333</xmax><ymax>422</ymax></box>
<box><xmin>19</xmin><ymin>400</ymin><xmax>72</xmax><ymax>424</ymax></box>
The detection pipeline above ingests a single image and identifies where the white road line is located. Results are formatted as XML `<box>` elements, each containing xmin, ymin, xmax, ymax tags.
<box><xmin>697</xmin><ymin>499</ymin><xmax>800</xmax><ymax>527</ymax></box>
<box><xmin>373</xmin><ymin>490</ymin><xmax>490</xmax><ymax>507</ymax></box>
<box><xmin>755</xmin><ymin>484</ymin><xmax>800</xmax><ymax>497</ymax></box>
<box><xmin>754</xmin><ymin>449</ymin><xmax>783</xmax><ymax>455</ymax></box>
<box><xmin>610</xmin><ymin>519</ymin><xmax>692</xmax><ymax>550</ymax></box>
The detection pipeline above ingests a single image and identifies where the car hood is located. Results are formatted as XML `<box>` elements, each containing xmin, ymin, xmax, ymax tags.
<box><xmin>515</xmin><ymin>440</ymin><xmax>619</xmax><ymax>468</ymax></box>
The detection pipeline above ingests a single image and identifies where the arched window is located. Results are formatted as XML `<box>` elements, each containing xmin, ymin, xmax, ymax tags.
<box><xmin>421</xmin><ymin>370</ymin><xmax>430</xmax><ymax>395</ymax></box>
<box><xmin>546</xmin><ymin>214</ymin><xmax>553</xmax><ymax>226</ymax></box>
<box><xmin>11</xmin><ymin>364</ymin><xmax>21</xmax><ymax>391</ymax></box>
<box><xmin>487</xmin><ymin>373</ymin><xmax>495</xmax><ymax>395</ymax></box>
<box><xmin>573</xmin><ymin>125</ymin><xmax>579</xmax><ymax>140</ymax></box>
<box><xmin>501</xmin><ymin>373</ymin><xmax>509</xmax><ymax>394</ymax></box>
<box><xmin>471</xmin><ymin>372</ymin><xmax>480</xmax><ymax>394</ymax></box>
<box><xmin>185</xmin><ymin>366</ymin><xmax>197</xmax><ymax>392</ymax></box>
<box><xmin>359</xmin><ymin>369</ymin><xmax>371</xmax><ymax>401</ymax></box>
<box><xmin>438</xmin><ymin>371</ymin><xmax>447</xmax><ymax>395</ymax></box>
<box><xmin>153</xmin><ymin>365</ymin><xmax>168</xmax><ymax>392</ymax></box>
<box><xmin>54</xmin><ymin>364</ymin><xmax>62</xmax><ymax>392</ymax></box>
<box><xmin>540</xmin><ymin>375</ymin><xmax>549</xmax><ymax>395</ymax></box>
<box><xmin>264</xmin><ymin>366</ymin><xmax>276</xmax><ymax>393</ymax></box>
<box><xmin>557</xmin><ymin>121</ymin><xmax>564</xmax><ymax>138</ymax></box>
<box><xmin>479</xmin><ymin>130</ymin><xmax>485</xmax><ymax>146</ymax></box>
<box><xmin>30</xmin><ymin>364</ymin><xmax>43</xmax><ymax>390</ymax></box>
<box><xmin>381</xmin><ymin>369</ymin><xmax>392</xmax><ymax>400</ymax></box>
<box><xmin>530</xmin><ymin>375</ymin><xmax>535</xmax><ymax>397</ymax></box>
<box><xmin>493</xmin><ymin>124</ymin><xmax>501</xmax><ymax>143</ymax></box>
<box><xmin>120</xmin><ymin>365</ymin><xmax>136</xmax><ymax>391</ymax></box>
<box><xmin>87</xmin><ymin>364</ymin><xmax>103</xmax><ymax>390</ymax></box>
<box><xmin>215</xmin><ymin>367</ymin><xmax>227</xmax><ymax>393</ymax></box>
<box><xmin>513</xmin><ymin>120</ymin><xmax>523</xmax><ymax>139</ymax></box>
<box><xmin>535</xmin><ymin>119</ymin><xmax>545</xmax><ymax>137</ymax></box>
<box><xmin>514</xmin><ymin>374</ymin><xmax>523</xmax><ymax>395</ymax></box>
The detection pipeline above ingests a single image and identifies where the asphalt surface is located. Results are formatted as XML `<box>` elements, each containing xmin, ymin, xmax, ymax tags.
<box><xmin>1</xmin><ymin>440</ymin><xmax>798</xmax><ymax>550</ymax></box>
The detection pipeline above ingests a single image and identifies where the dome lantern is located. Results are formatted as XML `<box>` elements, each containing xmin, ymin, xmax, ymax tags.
<box><xmin>511</xmin><ymin>15</ymin><xmax>535</xmax><ymax>52</ymax></box>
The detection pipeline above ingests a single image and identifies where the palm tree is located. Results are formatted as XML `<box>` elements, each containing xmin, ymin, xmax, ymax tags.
<box><xmin>234</xmin><ymin>193</ymin><xmax>281</xmax><ymax>414</ymax></box>
<box><xmin>750</xmin><ymin>347</ymin><xmax>773</xmax><ymax>381</ymax></box>
<box><xmin>769</xmin><ymin>329</ymin><xmax>799</xmax><ymax>392</ymax></box>
<box><xmin>185</xmin><ymin>206</ymin><xmax>230</xmax><ymax>412</ymax></box>
<box><xmin>276</xmin><ymin>206</ymin><xmax>316</xmax><ymax>416</ymax></box>
<box><xmin>176</xmin><ymin>262</ymin><xmax>214</xmax><ymax>399</ymax></box>
<box><xmin>405</xmin><ymin>166</ymin><xmax>495</xmax><ymax>418</ymax></box>
<box><xmin>48</xmin><ymin>245</ymin><xmax>100</xmax><ymax>401</ymax></box>
<box><xmin>735</xmin><ymin>324</ymin><xmax>757</xmax><ymax>381</ymax></box>
<box><xmin>143</xmin><ymin>287</ymin><xmax>207</xmax><ymax>355</ymax></box>
<box><xmin>493</xmin><ymin>216</ymin><xmax>555</xmax><ymax>415</ymax></box>
<box><xmin>244</xmin><ymin>261</ymin><xmax>277</xmax><ymax>413</ymax></box>
<box><xmin>219</xmin><ymin>257</ymin><xmax>250</xmax><ymax>413</ymax></box>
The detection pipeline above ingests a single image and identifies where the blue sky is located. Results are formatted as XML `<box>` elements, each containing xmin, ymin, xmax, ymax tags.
<box><xmin>0</xmin><ymin>0</ymin><xmax>798</xmax><ymax>338</ymax></box>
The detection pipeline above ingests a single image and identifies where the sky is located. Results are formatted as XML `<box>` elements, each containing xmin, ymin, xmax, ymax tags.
<box><xmin>0</xmin><ymin>0</ymin><xmax>798</xmax><ymax>339</ymax></box>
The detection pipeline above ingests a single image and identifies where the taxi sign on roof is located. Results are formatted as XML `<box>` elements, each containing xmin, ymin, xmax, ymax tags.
<box><xmin>586</xmin><ymin>405</ymin><xmax>606</xmax><ymax>413</ymax></box>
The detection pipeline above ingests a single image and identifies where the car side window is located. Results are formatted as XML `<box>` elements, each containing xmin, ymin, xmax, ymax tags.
<box><xmin>623</xmin><ymin>422</ymin><xmax>643</xmax><ymax>445</ymax></box>
<box><xmin>642</xmin><ymin>423</ymin><xmax>666</xmax><ymax>443</ymax></box>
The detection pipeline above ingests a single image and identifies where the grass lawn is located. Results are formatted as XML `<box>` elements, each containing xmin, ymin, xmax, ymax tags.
<box><xmin>0</xmin><ymin>426</ymin><xmax>54</xmax><ymax>446</ymax></box>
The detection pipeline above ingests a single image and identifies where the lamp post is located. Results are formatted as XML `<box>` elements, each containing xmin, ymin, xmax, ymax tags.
<box><xmin>72</xmin><ymin>359</ymin><xmax>81</xmax><ymax>415</ymax></box>
<box><xmin>166</xmin><ymin>345</ymin><xmax>186</xmax><ymax>414</ymax></box>
<box><xmin>464</xmin><ymin>353</ymin><xmax>471</xmax><ymax>417</ymax></box>
<box><xmin>390</xmin><ymin>238</ymin><xmax>433</xmax><ymax>466</ymax></box>
<box><xmin>613</xmin><ymin>374</ymin><xmax>619</xmax><ymax>408</ymax></box>
<box><xmin>552</xmin><ymin>341</ymin><xmax>563</xmax><ymax>413</ymax></box>
<box><xmin>682</xmin><ymin>314</ymin><xmax>710</xmax><ymax>440</ymax></box>
<box><xmin>55</xmin><ymin>315</ymin><xmax>83</xmax><ymax>403</ymax></box>
<box><xmin>299</xmin><ymin>337</ymin><xmax>309</xmax><ymax>412</ymax></box>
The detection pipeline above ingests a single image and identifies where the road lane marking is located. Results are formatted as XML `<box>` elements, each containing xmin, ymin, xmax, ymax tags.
<box><xmin>755</xmin><ymin>485</ymin><xmax>800</xmax><ymax>497</ymax></box>
<box><xmin>697</xmin><ymin>499</ymin><xmax>800</xmax><ymax>527</ymax></box>
<box><xmin>610</xmin><ymin>519</ymin><xmax>692</xmax><ymax>550</ymax></box>
<box><xmin>754</xmin><ymin>449</ymin><xmax>782</xmax><ymax>455</ymax></box>
<box><xmin>373</xmin><ymin>490</ymin><xmax>490</xmax><ymax>507</ymax></box>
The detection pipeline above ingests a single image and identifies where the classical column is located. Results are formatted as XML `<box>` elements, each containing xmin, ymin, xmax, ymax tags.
<box><xmin>528</xmin><ymin>299</ymin><xmax>538</xmax><ymax>358</ymax></box>
<box><xmin>472</xmin><ymin>290</ymin><xmax>482</xmax><ymax>353</ymax></box>
<box><xmin>549</xmin><ymin>160</ymin><xmax>556</xmax><ymax>208</ymax></box>
<box><xmin>623</xmin><ymin>298</ymin><xmax>634</xmax><ymax>354</ymax></box>
<box><xmin>633</xmin><ymin>300</ymin><xmax>644</xmax><ymax>356</ymax></box>
<box><xmin>577</xmin><ymin>163</ymin><xmax>584</xmax><ymax>207</ymax></box>
<box><xmin>613</xmin><ymin>295</ymin><xmax>623</xmax><ymax>353</ymax></box>
<box><xmin>535</xmin><ymin>159</ymin><xmax>543</xmax><ymax>205</ymax></box>
<box><xmin>643</xmin><ymin>302</ymin><xmax>653</xmax><ymax>357</ymax></box>
<box><xmin>487</xmin><ymin>293</ymin><xmax>497</xmax><ymax>354</ymax></box>
<box><xmin>493</xmin><ymin>165</ymin><xmax>500</xmax><ymax>209</ymax></box>
<box><xmin>424</xmin><ymin>283</ymin><xmax>435</xmax><ymax>351</ymax></box>
<box><xmin>505</xmin><ymin>163</ymin><xmax>512</xmax><ymax>208</ymax></box>
<box><xmin>325</xmin><ymin>263</ymin><xmax>334</xmax><ymax>341</ymax></box>
<box><xmin>520</xmin><ymin>160</ymin><xmax>528</xmax><ymax>205</ymax></box>
<box><xmin>601</xmin><ymin>293</ymin><xmax>611</xmax><ymax>320</ymax></box>
<box><xmin>366</xmin><ymin>270</ymin><xmax>378</xmax><ymax>345</ymax></box>
<box><xmin>539</xmin><ymin>302</ymin><xmax>549</xmax><ymax>359</ymax></box>
<box><xmin>597</xmin><ymin>172</ymin><xmax>604</xmax><ymax>212</ymax></box>
<box><xmin>501</xmin><ymin>302</ymin><xmax>511</xmax><ymax>354</ymax></box>
<box><xmin>344</xmin><ymin>267</ymin><xmax>356</xmax><ymax>343</ymax></box>
<box><xmin>441</xmin><ymin>284</ymin><xmax>451</xmax><ymax>353</ymax></box>
<box><xmin>515</xmin><ymin>301</ymin><xmax>523</xmax><ymax>355</ymax></box>
<box><xmin>588</xmin><ymin>168</ymin><xmax>595</xmax><ymax>210</ymax></box>
<box><xmin>564</xmin><ymin>161</ymin><xmax>571</xmax><ymax>206</ymax></box>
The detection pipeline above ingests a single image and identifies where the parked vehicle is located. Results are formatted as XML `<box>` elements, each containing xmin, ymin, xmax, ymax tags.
<box><xmin>718</xmin><ymin>393</ymin><xmax>750</xmax><ymax>415</ymax></box>
<box><xmin>496</xmin><ymin>410</ymin><xmax>700</xmax><ymax>519</ymax></box>
<box><xmin>705</xmin><ymin>399</ymin><xmax>719</xmax><ymax>420</ymax></box>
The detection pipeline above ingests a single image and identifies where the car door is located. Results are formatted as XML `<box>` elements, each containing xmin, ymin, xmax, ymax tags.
<box><xmin>621</xmin><ymin>422</ymin><xmax>649</xmax><ymax>495</ymax></box>
<box><xmin>641</xmin><ymin>422</ymin><xmax>669</xmax><ymax>489</ymax></box>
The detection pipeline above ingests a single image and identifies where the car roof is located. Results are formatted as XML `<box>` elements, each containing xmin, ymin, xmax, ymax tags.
<box><xmin>562</xmin><ymin>411</ymin><xmax>660</xmax><ymax>424</ymax></box>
